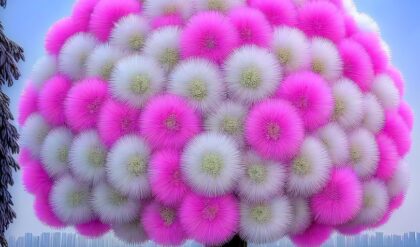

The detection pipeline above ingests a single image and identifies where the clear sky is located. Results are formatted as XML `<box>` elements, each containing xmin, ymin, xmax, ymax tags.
<box><xmin>2</xmin><ymin>0</ymin><xmax>420</xmax><ymax>238</ymax></box>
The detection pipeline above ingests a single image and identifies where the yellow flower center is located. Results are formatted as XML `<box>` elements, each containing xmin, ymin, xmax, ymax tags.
<box><xmin>101</xmin><ymin>62</ymin><xmax>114</xmax><ymax>80</ymax></box>
<box><xmin>69</xmin><ymin>191</ymin><xmax>85</xmax><ymax>207</ymax></box>
<box><xmin>128</xmin><ymin>35</ymin><xmax>144</xmax><ymax>50</ymax></box>
<box><xmin>110</xmin><ymin>190</ymin><xmax>128</xmax><ymax>206</ymax></box>
<box><xmin>160</xmin><ymin>207</ymin><xmax>176</xmax><ymax>226</ymax></box>
<box><xmin>221</xmin><ymin>117</ymin><xmax>241</xmax><ymax>135</ymax></box>
<box><xmin>277</xmin><ymin>48</ymin><xmax>292</xmax><ymax>65</ymax></box>
<box><xmin>293</xmin><ymin>156</ymin><xmax>311</xmax><ymax>176</ymax></box>
<box><xmin>202</xmin><ymin>153</ymin><xmax>223</xmax><ymax>177</ymax></box>
<box><xmin>334</xmin><ymin>98</ymin><xmax>346</xmax><ymax>118</ymax></box>
<box><xmin>350</xmin><ymin>146</ymin><xmax>363</xmax><ymax>164</ymax></box>
<box><xmin>312</xmin><ymin>58</ymin><xmax>325</xmax><ymax>74</ymax></box>
<box><xmin>251</xmin><ymin>205</ymin><xmax>271</xmax><ymax>224</ymax></box>
<box><xmin>127</xmin><ymin>156</ymin><xmax>147</xmax><ymax>177</ymax></box>
<box><xmin>130</xmin><ymin>74</ymin><xmax>150</xmax><ymax>95</ymax></box>
<box><xmin>247</xmin><ymin>164</ymin><xmax>267</xmax><ymax>184</ymax></box>
<box><xmin>160</xmin><ymin>48</ymin><xmax>179</xmax><ymax>69</ymax></box>
<box><xmin>240</xmin><ymin>67</ymin><xmax>261</xmax><ymax>89</ymax></box>
<box><xmin>188</xmin><ymin>79</ymin><xmax>208</xmax><ymax>100</ymax></box>
<box><xmin>58</xmin><ymin>147</ymin><xmax>68</xmax><ymax>163</ymax></box>
<box><xmin>208</xmin><ymin>0</ymin><xmax>226</xmax><ymax>11</ymax></box>
<box><xmin>88</xmin><ymin>147</ymin><xmax>105</xmax><ymax>168</ymax></box>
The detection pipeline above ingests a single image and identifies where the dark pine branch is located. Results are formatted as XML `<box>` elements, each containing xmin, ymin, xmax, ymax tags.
<box><xmin>0</xmin><ymin>2</ymin><xmax>24</xmax><ymax>246</ymax></box>
<box><xmin>0</xmin><ymin>22</ymin><xmax>25</xmax><ymax>87</ymax></box>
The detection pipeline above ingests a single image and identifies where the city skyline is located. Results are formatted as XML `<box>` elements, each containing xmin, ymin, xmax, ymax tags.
<box><xmin>6</xmin><ymin>232</ymin><xmax>420</xmax><ymax>247</ymax></box>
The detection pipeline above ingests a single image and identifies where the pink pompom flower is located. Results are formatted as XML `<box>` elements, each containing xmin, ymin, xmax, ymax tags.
<box><xmin>140</xmin><ymin>94</ymin><xmax>201</xmax><ymax>150</ymax></box>
<box><xmin>181</xmin><ymin>11</ymin><xmax>238</xmax><ymax>64</ymax></box>
<box><xmin>72</xmin><ymin>0</ymin><xmax>101</xmax><ymax>31</ymax></box>
<box><xmin>245</xmin><ymin>99</ymin><xmax>305</xmax><ymax>162</ymax></box>
<box><xmin>339</xmin><ymin>39</ymin><xmax>374</xmax><ymax>92</ymax></box>
<box><xmin>18</xmin><ymin>82</ymin><xmax>39</xmax><ymax>126</ymax></box>
<box><xmin>45</xmin><ymin>17</ymin><xmax>83</xmax><ymax>55</ymax></box>
<box><xmin>291</xmin><ymin>223</ymin><xmax>333</xmax><ymax>247</ymax></box>
<box><xmin>98</xmin><ymin>99</ymin><xmax>140</xmax><ymax>147</ymax></box>
<box><xmin>375</xmin><ymin>133</ymin><xmax>399</xmax><ymax>181</ymax></box>
<box><xmin>76</xmin><ymin>219</ymin><xmax>111</xmax><ymax>238</ymax></box>
<box><xmin>228</xmin><ymin>7</ymin><xmax>272</xmax><ymax>48</ymax></box>
<box><xmin>180</xmin><ymin>193</ymin><xmax>239</xmax><ymax>246</ymax></box>
<box><xmin>278</xmin><ymin>71</ymin><xmax>333</xmax><ymax>131</ymax></box>
<box><xmin>142</xmin><ymin>201</ymin><xmax>186</xmax><ymax>246</ymax></box>
<box><xmin>22</xmin><ymin>160</ymin><xmax>53</xmax><ymax>196</ymax></box>
<box><xmin>398</xmin><ymin>101</ymin><xmax>414</xmax><ymax>131</ymax></box>
<box><xmin>298</xmin><ymin>1</ymin><xmax>345</xmax><ymax>43</ymax></box>
<box><xmin>34</xmin><ymin>188</ymin><xmax>66</xmax><ymax>228</ymax></box>
<box><xmin>89</xmin><ymin>0</ymin><xmax>141</xmax><ymax>41</ymax></box>
<box><xmin>249</xmin><ymin>0</ymin><xmax>296</xmax><ymax>26</ymax></box>
<box><xmin>311</xmin><ymin>167</ymin><xmax>362</xmax><ymax>226</ymax></box>
<box><xmin>149</xmin><ymin>150</ymin><xmax>189</xmax><ymax>206</ymax></box>
<box><xmin>38</xmin><ymin>74</ymin><xmax>72</xmax><ymax>126</ymax></box>
<box><xmin>64</xmin><ymin>78</ymin><xmax>108</xmax><ymax>132</ymax></box>
<box><xmin>383</xmin><ymin>111</ymin><xmax>412</xmax><ymax>157</ymax></box>
<box><xmin>352</xmin><ymin>31</ymin><xmax>388</xmax><ymax>74</ymax></box>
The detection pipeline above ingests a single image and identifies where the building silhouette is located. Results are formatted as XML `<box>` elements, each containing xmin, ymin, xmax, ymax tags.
<box><xmin>7</xmin><ymin>232</ymin><xmax>420</xmax><ymax>247</ymax></box>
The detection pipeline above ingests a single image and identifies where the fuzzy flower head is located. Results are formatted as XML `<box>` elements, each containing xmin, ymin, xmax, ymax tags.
<box><xmin>21</xmin><ymin>0</ymin><xmax>412</xmax><ymax>245</ymax></box>
<box><xmin>240</xmin><ymin>197</ymin><xmax>292</xmax><ymax>244</ymax></box>
<box><xmin>106</xmin><ymin>135</ymin><xmax>152</xmax><ymax>199</ymax></box>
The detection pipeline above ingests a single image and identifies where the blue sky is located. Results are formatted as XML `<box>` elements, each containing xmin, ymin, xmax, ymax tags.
<box><xmin>2</xmin><ymin>0</ymin><xmax>420</xmax><ymax>238</ymax></box>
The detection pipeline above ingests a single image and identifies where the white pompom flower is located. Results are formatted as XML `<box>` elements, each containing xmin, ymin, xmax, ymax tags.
<box><xmin>354</xmin><ymin>12</ymin><xmax>380</xmax><ymax>34</ymax></box>
<box><xmin>91</xmin><ymin>182</ymin><xmax>140</xmax><ymax>224</ymax></box>
<box><xmin>41</xmin><ymin>127</ymin><xmax>73</xmax><ymax>177</ymax></box>
<box><xmin>387</xmin><ymin>162</ymin><xmax>410</xmax><ymax>199</ymax></box>
<box><xmin>144</xmin><ymin>26</ymin><xmax>181</xmax><ymax>72</ymax></box>
<box><xmin>110</xmin><ymin>55</ymin><xmax>165</xmax><ymax>108</ymax></box>
<box><xmin>310</xmin><ymin>37</ymin><xmax>343</xmax><ymax>81</ymax></box>
<box><xmin>354</xmin><ymin>179</ymin><xmax>389</xmax><ymax>225</ymax></box>
<box><xmin>86</xmin><ymin>44</ymin><xmax>124</xmax><ymax>81</ymax></box>
<box><xmin>371</xmin><ymin>74</ymin><xmax>400</xmax><ymax>110</ymax></box>
<box><xmin>240</xmin><ymin>197</ymin><xmax>292</xmax><ymax>244</ymax></box>
<box><xmin>205</xmin><ymin>101</ymin><xmax>247</xmax><ymax>145</ymax></box>
<box><xmin>348</xmin><ymin>128</ymin><xmax>379</xmax><ymax>179</ymax></box>
<box><xmin>362</xmin><ymin>93</ymin><xmax>385</xmax><ymax>134</ymax></box>
<box><xmin>332</xmin><ymin>78</ymin><xmax>364</xmax><ymax>129</ymax></box>
<box><xmin>110</xmin><ymin>14</ymin><xmax>150</xmax><ymax>52</ymax></box>
<box><xmin>59</xmin><ymin>33</ymin><xmax>98</xmax><ymax>81</ymax></box>
<box><xmin>181</xmin><ymin>133</ymin><xmax>242</xmax><ymax>196</ymax></box>
<box><xmin>113</xmin><ymin>218</ymin><xmax>148</xmax><ymax>244</ymax></box>
<box><xmin>51</xmin><ymin>175</ymin><xmax>94</xmax><ymax>224</ymax></box>
<box><xmin>69</xmin><ymin>130</ymin><xmax>107</xmax><ymax>184</ymax></box>
<box><xmin>144</xmin><ymin>0</ymin><xmax>194</xmax><ymax>19</ymax></box>
<box><xmin>195</xmin><ymin>0</ymin><xmax>244</xmax><ymax>12</ymax></box>
<box><xmin>289</xmin><ymin>198</ymin><xmax>312</xmax><ymax>235</ymax></box>
<box><xmin>225</xmin><ymin>45</ymin><xmax>282</xmax><ymax>105</ymax></box>
<box><xmin>237</xmin><ymin>152</ymin><xmax>286</xmax><ymax>203</ymax></box>
<box><xmin>271</xmin><ymin>27</ymin><xmax>310</xmax><ymax>73</ymax></box>
<box><xmin>30</xmin><ymin>55</ymin><xmax>57</xmax><ymax>89</ymax></box>
<box><xmin>317</xmin><ymin>123</ymin><xmax>349</xmax><ymax>165</ymax></box>
<box><xmin>287</xmin><ymin>136</ymin><xmax>332</xmax><ymax>197</ymax></box>
<box><xmin>169</xmin><ymin>58</ymin><xmax>224</xmax><ymax>112</ymax></box>
<box><xmin>21</xmin><ymin>113</ymin><xmax>51</xmax><ymax>158</ymax></box>
<box><xmin>107</xmin><ymin>135</ymin><xmax>152</xmax><ymax>199</ymax></box>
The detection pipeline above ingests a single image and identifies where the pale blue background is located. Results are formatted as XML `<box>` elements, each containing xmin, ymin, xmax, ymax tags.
<box><xmin>1</xmin><ymin>0</ymin><xmax>419</xmax><ymax>237</ymax></box>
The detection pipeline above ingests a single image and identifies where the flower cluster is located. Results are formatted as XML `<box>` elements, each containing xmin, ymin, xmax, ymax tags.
<box><xmin>19</xmin><ymin>0</ymin><xmax>413</xmax><ymax>246</ymax></box>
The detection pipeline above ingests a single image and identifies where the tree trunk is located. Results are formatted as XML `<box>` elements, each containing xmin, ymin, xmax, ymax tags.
<box><xmin>222</xmin><ymin>234</ymin><xmax>247</xmax><ymax>247</ymax></box>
